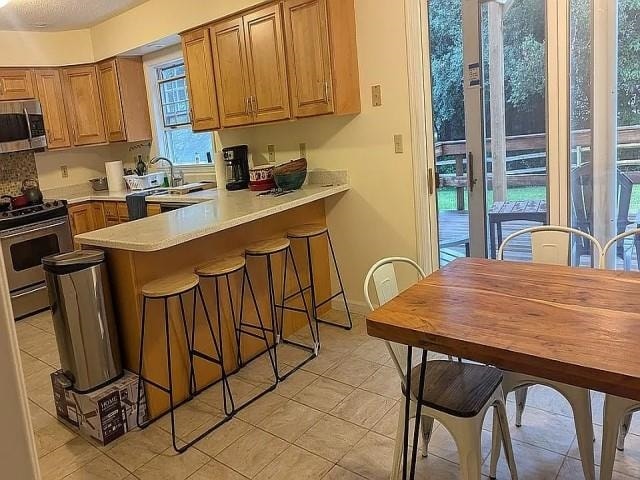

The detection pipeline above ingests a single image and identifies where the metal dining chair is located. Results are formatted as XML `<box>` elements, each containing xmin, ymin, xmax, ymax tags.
<box><xmin>364</xmin><ymin>257</ymin><xmax>518</xmax><ymax>480</ymax></box>
<box><xmin>598</xmin><ymin>228</ymin><xmax>640</xmax><ymax>480</ymax></box>
<box><xmin>491</xmin><ymin>225</ymin><xmax>602</xmax><ymax>480</ymax></box>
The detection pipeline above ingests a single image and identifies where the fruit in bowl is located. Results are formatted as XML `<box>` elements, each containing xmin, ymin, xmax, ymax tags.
<box><xmin>274</xmin><ymin>158</ymin><xmax>307</xmax><ymax>190</ymax></box>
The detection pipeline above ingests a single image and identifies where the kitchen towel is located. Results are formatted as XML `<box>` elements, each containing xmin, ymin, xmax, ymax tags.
<box><xmin>105</xmin><ymin>161</ymin><xmax>126</xmax><ymax>192</ymax></box>
<box><xmin>125</xmin><ymin>192</ymin><xmax>152</xmax><ymax>221</ymax></box>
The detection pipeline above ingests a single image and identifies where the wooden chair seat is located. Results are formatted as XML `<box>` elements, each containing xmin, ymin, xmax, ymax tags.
<box><xmin>406</xmin><ymin>360</ymin><xmax>503</xmax><ymax>418</ymax></box>
<box><xmin>287</xmin><ymin>224</ymin><xmax>329</xmax><ymax>238</ymax></box>
<box><xmin>245</xmin><ymin>237</ymin><xmax>290</xmax><ymax>255</ymax></box>
<box><xmin>196</xmin><ymin>256</ymin><xmax>245</xmax><ymax>277</ymax></box>
<box><xmin>142</xmin><ymin>272</ymin><xmax>199</xmax><ymax>298</ymax></box>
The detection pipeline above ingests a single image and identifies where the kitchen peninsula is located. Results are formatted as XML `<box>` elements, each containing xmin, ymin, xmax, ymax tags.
<box><xmin>75</xmin><ymin>183</ymin><xmax>349</xmax><ymax>415</ymax></box>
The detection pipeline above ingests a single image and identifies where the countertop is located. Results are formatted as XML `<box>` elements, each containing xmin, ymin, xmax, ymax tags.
<box><xmin>75</xmin><ymin>184</ymin><xmax>349</xmax><ymax>252</ymax></box>
<box><xmin>42</xmin><ymin>183</ymin><xmax>218</xmax><ymax>205</ymax></box>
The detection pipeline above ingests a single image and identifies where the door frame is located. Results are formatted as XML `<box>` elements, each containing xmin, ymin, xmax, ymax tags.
<box><xmin>405</xmin><ymin>0</ymin><xmax>572</xmax><ymax>272</ymax></box>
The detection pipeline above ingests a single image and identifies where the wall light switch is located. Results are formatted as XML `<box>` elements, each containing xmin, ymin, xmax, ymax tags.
<box><xmin>394</xmin><ymin>134</ymin><xmax>404</xmax><ymax>154</ymax></box>
<box><xmin>60</xmin><ymin>165</ymin><xmax>69</xmax><ymax>178</ymax></box>
<box><xmin>268</xmin><ymin>144</ymin><xmax>276</xmax><ymax>164</ymax></box>
<box><xmin>299</xmin><ymin>142</ymin><xmax>307</xmax><ymax>158</ymax></box>
<box><xmin>372</xmin><ymin>85</ymin><xmax>382</xmax><ymax>107</ymax></box>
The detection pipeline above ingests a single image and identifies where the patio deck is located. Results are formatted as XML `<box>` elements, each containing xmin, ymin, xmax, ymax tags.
<box><xmin>437</xmin><ymin>210</ymin><xmax>639</xmax><ymax>268</ymax></box>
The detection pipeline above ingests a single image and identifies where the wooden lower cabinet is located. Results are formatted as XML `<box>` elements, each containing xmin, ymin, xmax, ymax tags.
<box><xmin>147</xmin><ymin>204</ymin><xmax>162</xmax><ymax>216</ymax></box>
<box><xmin>69</xmin><ymin>201</ymin><xmax>134</xmax><ymax>247</ymax></box>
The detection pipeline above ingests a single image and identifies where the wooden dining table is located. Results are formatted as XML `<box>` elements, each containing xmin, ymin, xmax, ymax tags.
<box><xmin>366</xmin><ymin>257</ymin><xmax>640</xmax><ymax>479</ymax></box>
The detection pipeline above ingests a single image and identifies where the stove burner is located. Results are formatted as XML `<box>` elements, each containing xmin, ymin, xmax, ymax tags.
<box><xmin>0</xmin><ymin>200</ymin><xmax>68</xmax><ymax>231</ymax></box>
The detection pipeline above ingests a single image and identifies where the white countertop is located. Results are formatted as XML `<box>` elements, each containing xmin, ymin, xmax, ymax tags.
<box><xmin>43</xmin><ymin>183</ymin><xmax>130</xmax><ymax>204</ymax></box>
<box><xmin>42</xmin><ymin>183</ymin><xmax>218</xmax><ymax>205</ymax></box>
<box><xmin>75</xmin><ymin>184</ymin><xmax>349</xmax><ymax>252</ymax></box>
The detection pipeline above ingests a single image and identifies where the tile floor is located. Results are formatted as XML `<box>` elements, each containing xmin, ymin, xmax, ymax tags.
<box><xmin>15</xmin><ymin>309</ymin><xmax>640</xmax><ymax>479</ymax></box>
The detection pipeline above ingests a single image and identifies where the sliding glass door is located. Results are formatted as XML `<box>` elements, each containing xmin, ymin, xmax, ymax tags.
<box><xmin>427</xmin><ymin>0</ymin><xmax>550</xmax><ymax>265</ymax></box>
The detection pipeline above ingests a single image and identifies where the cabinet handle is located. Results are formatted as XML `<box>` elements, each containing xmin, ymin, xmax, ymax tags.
<box><xmin>251</xmin><ymin>96</ymin><xmax>257</xmax><ymax>116</ymax></box>
<box><xmin>468</xmin><ymin>152</ymin><xmax>477</xmax><ymax>192</ymax></box>
<box><xmin>323</xmin><ymin>82</ymin><xmax>330</xmax><ymax>102</ymax></box>
<box><xmin>0</xmin><ymin>79</ymin><xmax>4</xmax><ymax>95</ymax></box>
<box><xmin>246</xmin><ymin>97</ymin><xmax>251</xmax><ymax>116</ymax></box>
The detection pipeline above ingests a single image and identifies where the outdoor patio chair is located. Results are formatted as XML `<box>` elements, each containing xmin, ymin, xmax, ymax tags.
<box><xmin>492</xmin><ymin>225</ymin><xmax>603</xmax><ymax>480</ymax></box>
<box><xmin>571</xmin><ymin>163</ymin><xmax>636</xmax><ymax>267</ymax></box>
<box><xmin>364</xmin><ymin>257</ymin><xmax>517</xmax><ymax>480</ymax></box>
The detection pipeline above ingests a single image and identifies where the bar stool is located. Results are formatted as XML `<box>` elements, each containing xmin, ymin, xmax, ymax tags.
<box><xmin>135</xmin><ymin>272</ymin><xmax>233</xmax><ymax>453</ymax></box>
<box><xmin>195</xmin><ymin>256</ymin><xmax>278</xmax><ymax>412</ymax></box>
<box><xmin>245</xmin><ymin>237</ymin><xmax>319</xmax><ymax>381</ymax></box>
<box><xmin>287</xmin><ymin>224</ymin><xmax>352</xmax><ymax>330</ymax></box>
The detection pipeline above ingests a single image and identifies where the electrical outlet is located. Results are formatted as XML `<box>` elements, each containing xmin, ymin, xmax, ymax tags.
<box><xmin>60</xmin><ymin>165</ymin><xmax>69</xmax><ymax>178</ymax></box>
<box><xmin>268</xmin><ymin>144</ymin><xmax>276</xmax><ymax>164</ymax></box>
<box><xmin>372</xmin><ymin>85</ymin><xmax>382</xmax><ymax>107</ymax></box>
<box><xmin>299</xmin><ymin>142</ymin><xmax>307</xmax><ymax>158</ymax></box>
<box><xmin>394</xmin><ymin>134</ymin><xmax>404</xmax><ymax>154</ymax></box>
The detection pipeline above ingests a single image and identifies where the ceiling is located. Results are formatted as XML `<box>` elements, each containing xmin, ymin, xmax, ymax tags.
<box><xmin>0</xmin><ymin>0</ymin><xmax>150</xmax><ymax>31</ymax></box>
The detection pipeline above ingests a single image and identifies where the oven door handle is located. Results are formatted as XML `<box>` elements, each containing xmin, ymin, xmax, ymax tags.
<box><xmin>23</xmin><ymin>108</ymin><xmax>33</xmax><ymax>141</ymax></box>
<box><xmin>0</xmin><ymin>220</ymin><xmax>68</xmax><ymax>240</ymax></box>
<box><xmin>11</xmin><ymin>283</ymin><xmax>47</xmax><ymax>299</ymax></box>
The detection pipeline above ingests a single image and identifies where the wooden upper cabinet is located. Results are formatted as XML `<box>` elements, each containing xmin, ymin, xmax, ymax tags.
<box><xmin>182</xmin><ymin>28</ymin><xmax>220</xmax><ymax>131</ymax></box>
<box><xmin>0</xmin><ymin>69</ymin><xmax>35</xmax><ymax>101</ymax></box>
<box><xmin>34</xmin><ymin>69</ymin><xmax>71</xmax><ymax>150</ymax></box>
<box><xmin>284</xmin><ymin>0</ymin><xmax>360</xmax><ymax>117</ymax></box>
<box><xmin>284</xmin><ymin>0</ymin><xmax>333</xmax><ymax>117</ymax></box>
<box><xmin>211</xmin><ymin>17</ymin><xmax>253</xmax><ymax>127</ymax></box>
<box><xmin>61</xmin><ymin>65</ymin><xmax>108</xmax><ymax>146</ymax></box>
<box><xmin>98</xmin><ymin>57</ymin><xmax>152</xmax><ymax>143</ymax></box>
<box><xmin>243</xmin><ymin>3</ymin><xmax>291</xmax><ymax>123</ymax></box>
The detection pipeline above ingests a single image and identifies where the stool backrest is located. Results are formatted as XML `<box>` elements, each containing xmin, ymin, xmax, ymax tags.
<box><xmin>364</xmin><ymin>257</ymin><xmax>426</xmax><ymax>384</ymax></box>
<box><xmin>498</xmin><ymin>225</ymin><xmax>603</xmax><ymax>267</ymax></box>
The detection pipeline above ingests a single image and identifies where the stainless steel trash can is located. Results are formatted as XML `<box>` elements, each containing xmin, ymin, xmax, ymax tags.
<box><xmin>43</xmin><ymin>250</ymin><xmax>122</xmax><ymax>393</ymax></box>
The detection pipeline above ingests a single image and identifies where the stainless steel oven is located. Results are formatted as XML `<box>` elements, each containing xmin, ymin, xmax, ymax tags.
<box><xmin>0</xmin><ymin>100</ymin><xmax>47</xmax><ymax>153</ymax></box>
<box><xmin>1</xmin><ymin>216</ymin><xmax>73</xmax><ymax>318</ymax></box>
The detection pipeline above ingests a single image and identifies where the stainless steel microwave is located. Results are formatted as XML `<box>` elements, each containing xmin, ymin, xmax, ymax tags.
<box><xmin>0</xmin><ymin>100</ymin><xmax>47</xmax><ymax>153</ymax></box>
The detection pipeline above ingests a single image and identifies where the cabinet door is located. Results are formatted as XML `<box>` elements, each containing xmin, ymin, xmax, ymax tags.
<box><xmin>103</xmin><ymin>202</ymin><xmax>119</xmax><ymax>222</ymax></box>
<box><xmin>117</xmin><ymin>202</ymin><xmax>129</xmax><ymax>222</ymax></box>
<box><xmin>62</xmin><ymin>66</ymin><xmax>107</xmax><ymax>146</ymax></box>
<box><xmin>182</xmin><ymin>28</ymin><xmax>220</xmax><ymax>131</ymax></box>
<box><xmin>98</xmin><ymin>59</ymin><xmax>126</xmax><ymax>142</ymax></box>
<box><xmin>91</xmin><ymin>202</ymin><xmax>106</xmax><ymax>229</ymax></box>
<box><xmin>243</xmin><ymin>4</ymin><xmax>291</xmax><ymax>123</ymax></box>
<box><xmin>69</xmin><ymin>204</ymin><xmax>95</xmax><ymax>248</ymax></box>
<box><xmin>34</xmin><ymin>69</ymin><xmax>71</xmax><ymax>150</ymax></box>
<box><xmin>0</xmin><ymin>69</ymin><xmax>35</xmax><ymax>101</ymax></box>
<box><xmin>284</xmin><ymin>0</ymin><xmax>334</xmax><ymax>117</ymax></box>
<box><xmin>147</xmin><ymin>204</ymin><xmax>162</xmax><ymax>216</ymax></box>
<box><xmin>211</xmin><ymin>17</ymin><xmax>253</xmax><ymax>127</ymax></box>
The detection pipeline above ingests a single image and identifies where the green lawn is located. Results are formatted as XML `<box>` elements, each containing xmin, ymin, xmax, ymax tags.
<box><xmin>437</xmin><ymin>185</ymin><xmax>640</xmax><ymax>213</ymax></box>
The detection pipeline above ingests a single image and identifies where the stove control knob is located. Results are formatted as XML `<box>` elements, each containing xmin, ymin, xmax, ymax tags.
<box><xmin>1</xmin><ymin>212</ymin><xmax>8</xmax><ymax>217</ymax></box>
<box><xmin>52</xmin><ymin>200</ymin><xmax>59</xmax><ymax>206</ymax></box>
<box><xmin>45</xmin><ymin>202</ymin><xmax>51</xmax><ymax>208</ymax></box>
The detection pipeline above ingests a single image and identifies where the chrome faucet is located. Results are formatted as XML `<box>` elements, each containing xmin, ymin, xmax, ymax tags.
<box><xmin>149</xmin><ymin>156</ymin><xmax>176</xmax><ymax>187</ymax></box>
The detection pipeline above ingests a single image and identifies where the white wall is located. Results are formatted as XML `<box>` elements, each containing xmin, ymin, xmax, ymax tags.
<box><xmin>0</xmin><ymin>30</ymin><xmax>93</xmax><ymax>66</ymax></box>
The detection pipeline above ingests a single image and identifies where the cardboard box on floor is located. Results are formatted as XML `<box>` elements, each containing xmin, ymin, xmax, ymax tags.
<box><xmin>51</xmin><ymin>370</ymin><xmax>147</xmax><ymax>446</ymax></box>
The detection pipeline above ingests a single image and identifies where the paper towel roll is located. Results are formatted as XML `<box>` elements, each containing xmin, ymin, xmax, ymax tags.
<box><xmin>214</xmin><ymin>152</ymin><xmax>226</xmax><ymax>188</ymax></box>
<box><xmin>105</xmin><ymin>161</ymin><xmax>126</xmax><ymax>192</ymax></box>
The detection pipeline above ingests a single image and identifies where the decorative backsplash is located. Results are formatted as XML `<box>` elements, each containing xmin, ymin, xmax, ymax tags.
<box><xmin>0</xmin><ymin>151</ymin><xmax>38</xmax><ymax>196</ymax></box>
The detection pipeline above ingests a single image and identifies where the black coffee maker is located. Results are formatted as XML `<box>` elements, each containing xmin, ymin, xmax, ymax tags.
<box><xmin>223</xmin><ymin>145</ymin><xmax>250</xmax><ymax>191</ymax></box>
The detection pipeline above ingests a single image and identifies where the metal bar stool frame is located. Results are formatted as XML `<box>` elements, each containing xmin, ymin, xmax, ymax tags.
<box><xmin>198</xmin><ymin>262</ymin><xmax>279</xmax><ymax>415</ymax></box>
<box><xmin>287</xmin><ymin>228</ymin><xmax>353</xmax><ymax>331</ymax></box>
<box><xmin>246</xmin><ymin>243</ymin><xmax>319</xmax><ymax>382</ymax></box>
<box><xmin>135</xmin><ymin>284</ymin><xmax>234</xmax><ymax>453</ymax></box>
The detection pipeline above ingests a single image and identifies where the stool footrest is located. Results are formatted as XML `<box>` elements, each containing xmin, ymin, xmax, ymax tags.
<box><xmin>192</xmin><ymin>349</ymin><xmax>223</xmax><ymax>366</ymax></box>
<box><xmin>237</xmin><ymin>328</ymin><xmax>273</xmax><ymax>342</ymax></box>
<box><xmin>274</xmin><ymin>304</ymin><xmax>309</xmax><ymax>315</ymax></box>
<box><xmin>140</xmin><ymin>376</ymin><xmax>171</xmax><ymax>395</ymax></box>
<box><xmin>315</xmin><ymin>291</ymin><xmax>345</xmax><ymax>308</ymax></box>
<box><xmin>283</xmin><ymin>285</ymin><xmax>311</xmax><ymax>302</ymax></box>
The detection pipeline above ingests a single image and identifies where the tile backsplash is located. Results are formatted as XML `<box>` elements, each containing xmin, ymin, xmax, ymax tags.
<box><xmin>0</xmin><ymin>151</ymin><xmax>38</xmax><ymax>196</ymax></box>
